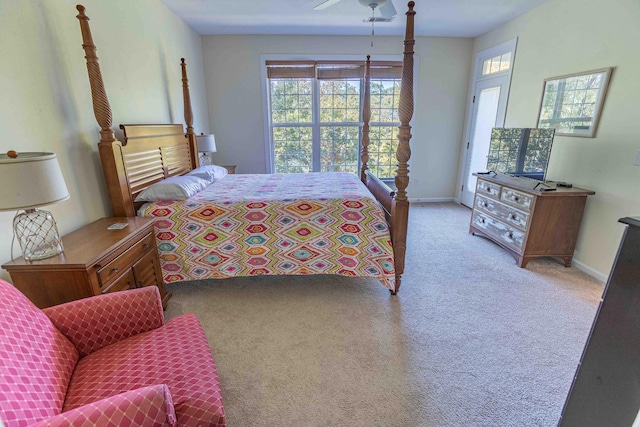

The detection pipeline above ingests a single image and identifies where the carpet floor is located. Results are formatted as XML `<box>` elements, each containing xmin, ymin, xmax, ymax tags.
<box><xmin>164</xmin><ymin>202</ymin><xmax>603</xmax><ymax>426</ymax></box>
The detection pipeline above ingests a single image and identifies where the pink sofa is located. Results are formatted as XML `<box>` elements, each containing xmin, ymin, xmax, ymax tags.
<box><xmin>0</xmin><ymin>279</ymin><xmax>225</xmax><ymax>427</ymax></box>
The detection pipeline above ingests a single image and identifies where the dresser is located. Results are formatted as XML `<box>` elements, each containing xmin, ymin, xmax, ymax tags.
<box><xmin>2</xmin><ymin>217</ymin><xmax>171</xmax><ymax>309</ymax></box>
<box><xmin>469</xmin><ymin>173</ymin><xmax>595</xmax><ymax>268</ymax></box>
<box><xmin>558</xmin><ymin>217</ymin><xmax>640</xmax><ymax>426</ymax></box>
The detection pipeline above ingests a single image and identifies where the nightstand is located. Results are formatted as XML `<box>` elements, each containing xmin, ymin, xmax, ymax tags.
<box><xmin>2</xmin><ymin>217</ymin><xmax>171</xmax><ymax>309</ymax></box>
<box><xmin>222</xmin><ymin>165</ymin><xmax>236</xmax><ymax>174</ymax></box>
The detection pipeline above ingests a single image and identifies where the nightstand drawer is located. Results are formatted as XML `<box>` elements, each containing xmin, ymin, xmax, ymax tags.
<box><xmin>97</xmin><ymin>232</ymin><xmax>155</xmax><ymax>289</ymax></box>
<box><xmin>100</xmin><ymin>270</ymin><xmax>136</xmax><ymax>294</ymax></box>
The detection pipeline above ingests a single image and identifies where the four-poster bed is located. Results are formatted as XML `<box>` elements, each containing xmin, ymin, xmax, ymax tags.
<box><xmin>75</xmin><ymin>2</ymin><xmax>415</xmax><ymax>294</ymax></box>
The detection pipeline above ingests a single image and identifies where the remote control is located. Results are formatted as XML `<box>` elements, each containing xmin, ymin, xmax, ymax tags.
<box><xmin>107</xmin><ymin>223</ymin><xmax>129</xmax><ymax>230</ymax></box>
<box><xmin>556</xmin><ymin>182</ymin><xmax>572</xmax><ymax>188</ymax></box>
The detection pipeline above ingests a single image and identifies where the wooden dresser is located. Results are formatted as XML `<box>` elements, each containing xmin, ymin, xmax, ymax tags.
<box><xmin>2</xmin><ymin>217</ymin><xmax>171</xmax><ymax>309</ymax></box>
<box><xmin>469</xmin><ymin>173</ymin><xmax>595</xmax><ymax>268</ymax></box>
<box><xmin>559</xmin><ymin>216</ymin><xmax>640</xmax><ymax>426</ymax></box>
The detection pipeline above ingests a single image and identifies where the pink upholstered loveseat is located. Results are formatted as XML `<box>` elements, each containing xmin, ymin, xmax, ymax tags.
<box><xmin>0</xmin><ymin>279</ymin><xmax>225</xmax><ymax>426</ymax></box>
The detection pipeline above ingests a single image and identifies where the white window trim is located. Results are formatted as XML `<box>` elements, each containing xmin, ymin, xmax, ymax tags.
<box><xmin>260</xmin><ymin>54</ymin><xmax>418</xmax><ymax>174</ymax></box>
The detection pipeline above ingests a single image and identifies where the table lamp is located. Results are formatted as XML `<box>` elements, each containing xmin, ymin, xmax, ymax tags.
<box><xmin>196</xmin><ymin>133</ymin><xmax>217</xmax><ymax>166</ymax></box>
<box><xmin>0</xmin><ymin>151</ymin><xmax>70</xmax><ymax>261</ymax></box>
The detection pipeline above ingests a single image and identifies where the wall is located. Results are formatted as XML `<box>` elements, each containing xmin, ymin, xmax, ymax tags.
<box><xmin>0</xmin><ymin>0</ymin><xmax>209</xmax><ymax>280</ymax></box>
<box><xmin>471</xmin><ymin>0</ymin><xmax>640</xmax><ymax>280</ymax></box>
<box><xmin>201</xmin><ymin>34</ymin><xmax>473</xmax><ymax>202</ymax></box>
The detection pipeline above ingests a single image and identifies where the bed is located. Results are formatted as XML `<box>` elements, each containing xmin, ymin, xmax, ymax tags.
<box><xmin>75</xmin><ymin>2</ymin><xmax>415</xmax><ymax>294</ymax></box>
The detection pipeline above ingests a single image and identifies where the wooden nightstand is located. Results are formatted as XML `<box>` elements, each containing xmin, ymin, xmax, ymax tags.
<box><xmin>2</xmin><ymin>217</ymin><xmax>171</xmax><ymax>309</ymax></box>
<box><xmin>222</xmin><ymin>165</ymin><xmax>236</xmax><ymax>174</ymax></box>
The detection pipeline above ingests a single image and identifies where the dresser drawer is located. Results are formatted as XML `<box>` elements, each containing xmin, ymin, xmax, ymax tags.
<box><xmin>476</xmin><ymin>195</ymin><xmax>529</xmax><ymax>230</ymax></box>
<box><xmin>477</xmin><ymin>179</ymin><xmax>501</xmax><ymax>199</ymax></box>
<box><xmin>97</xmin><ymin>232</ymin><xmax>155</xmax><ymax>289</ymax></box>
<box><xmin>500</xmin><ymin>187</ymin><xmax>533</xmax><ymax>212</ymax></box>
<box><xmin>472</xmin><ymin>211</ymin><xmax>525</xmax><ymax>252</ymax></box>
<box><xmin>474</xmin><ymin>194</ymin><xmax>494</xmax><ymax>212</ymax></box>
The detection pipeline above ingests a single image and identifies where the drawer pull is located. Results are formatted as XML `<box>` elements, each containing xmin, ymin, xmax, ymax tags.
<box><xmin>482</xmin><ymin>201</ymin><xmax>488</xmax><ymax>208</ymax></box>
<box><xmin>509</xmin><ymin>213</ymin><xmax>516</xmax><ymax>220</ymax></box>
<box><xmin>143</xmin><ymin>243</ymin><xmax>150</xmax><ymax>249</ymax></box>
<box><xmin>507</xmin><ymin>231</ymin><xmax>514</xmax><ymax>239</ymax></box>
<box><xmin>513</xmin><ymin>196</ymin><xmax>520</xmax><ymax>201</ymax></box>
<box><xmin>112</xmin><ymin>267</ymin><xmax>119</xmax><ymax>273</ymax></box>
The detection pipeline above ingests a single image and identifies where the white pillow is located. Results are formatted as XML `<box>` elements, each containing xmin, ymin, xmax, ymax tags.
<box><xmin>187</xmin><ymin>164</ymin><xmax>228</xmax><ymax>183</ymax></box>
<box><xmin>135</xmin><ymin>175</ymin><xmax>209</xmax><ymax>202</ymax></box>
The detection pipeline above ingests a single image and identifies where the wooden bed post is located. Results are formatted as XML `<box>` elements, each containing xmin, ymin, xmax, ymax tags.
<box><xmin>360</xmin><ymin>56</ymin><xmax>371</xmax><ymax>183</ymax></box>
<box><xmin>390</xmin><ymin>1</ymin><xmax>415</xmax><ymax>294</ymax></box>
<box><xmin>76</xmin><ymin>5</ymin><xmax>135</xmax><ymax>217</ymax></box>
<box><xmin>181</xmin><ymin>58</ymin><xmax>200</xmax><ymax>168</ymax></box>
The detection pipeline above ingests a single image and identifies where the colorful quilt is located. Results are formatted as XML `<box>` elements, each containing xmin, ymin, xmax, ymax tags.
<box><xmin>139</xmin><ymin>172</ymin><xmax>395</xmax><ymax>290</ymax></box>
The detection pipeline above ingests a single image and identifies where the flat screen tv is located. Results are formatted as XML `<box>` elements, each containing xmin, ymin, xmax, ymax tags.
<box><xmin>486</xmin><ymin>128</ymin><xmax>556</xmax><ymax>181</ymax></box>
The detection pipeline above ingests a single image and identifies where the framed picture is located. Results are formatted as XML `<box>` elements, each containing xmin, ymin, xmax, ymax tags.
<box><xmin>537</xmin><ymin>67</ymin><xmax>613</xmax><ymax>137</ymax></box>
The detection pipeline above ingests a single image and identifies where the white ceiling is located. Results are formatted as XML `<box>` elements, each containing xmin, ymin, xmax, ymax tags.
<box><xmin>159</xmin><ymin>0</ymin><xmax>548</xmax><ymax>38</ymax></box>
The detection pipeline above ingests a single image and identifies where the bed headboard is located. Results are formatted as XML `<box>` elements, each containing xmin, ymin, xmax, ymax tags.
<box><xmin>110</xmin><ymin>124</ymin><xmax>196</xmax><ymax>215</ymax></box>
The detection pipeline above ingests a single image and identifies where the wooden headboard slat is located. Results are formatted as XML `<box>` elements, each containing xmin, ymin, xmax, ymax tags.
<box><xmin>127</xmin><ymin>166</ymin><xmax>165</xmax><ymax>182</ymax></box>
<box><xmin>131</xmin><ymin>177</ymin><xmax>165</xmax><ymax>194</ymax></box>
<box><xmin>124</xmin><ymin>151</ymin><xmax>162</xmax><ymax>161</ymax></box>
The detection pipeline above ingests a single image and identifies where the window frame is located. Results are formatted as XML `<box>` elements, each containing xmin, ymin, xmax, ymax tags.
<box><xmin>261</xmin><ymin>54</ymin><xmax>406</xmax><ymax>178</ymax></box>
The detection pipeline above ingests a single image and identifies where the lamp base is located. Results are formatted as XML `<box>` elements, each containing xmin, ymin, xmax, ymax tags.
<box><xmin>14</xmin><ymin>209</ymin><xmax>64</xmax><ymax>261</ymax></box>
<box><xmin>199</xmin><ymin>152</ymin><xmax>212</xmax><ymax>166</ymax></box>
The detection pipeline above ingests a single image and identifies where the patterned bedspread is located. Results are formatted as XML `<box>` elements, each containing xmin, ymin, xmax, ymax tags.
<box><xmin>139</xmin><ymin>172</ymin><xmax>395</xmax><ymax>290</ymax></box>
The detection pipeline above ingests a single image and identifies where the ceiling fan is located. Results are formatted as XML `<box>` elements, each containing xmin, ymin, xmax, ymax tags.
<box><xmin>314</xmin><ymin>0</ymin><xmax>397</xmax><ymax>21</ymax></box>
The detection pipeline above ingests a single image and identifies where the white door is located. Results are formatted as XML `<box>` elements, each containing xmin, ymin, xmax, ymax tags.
<box><xmin>459</xmin><ymin>38</ymin><xmax>517</xmax><ymax>208</ymax></box>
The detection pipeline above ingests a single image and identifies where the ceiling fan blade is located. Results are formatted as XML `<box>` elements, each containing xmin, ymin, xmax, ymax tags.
<box><xmin>378</xmin><ymin>0</ymin><xmax>396</xmax><ymax>17</ymax></box>
<box><xmin>313</xmin><ymin>0</ymin><xmax>344</xmax><ymax>10</ymax></box>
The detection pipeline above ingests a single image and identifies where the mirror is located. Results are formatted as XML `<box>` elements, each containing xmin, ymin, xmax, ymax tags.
<box><xmin>537</xmin><ymin>68</ymin><xmax>613</xmax><ymax>137</ymax></box>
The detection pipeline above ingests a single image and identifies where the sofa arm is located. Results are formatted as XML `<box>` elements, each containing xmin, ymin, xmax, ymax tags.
<box><xmin>44</xmin><ymin>286</ymin><xmax>165</xmax><ymax>357</ymax></box>
<box><xmin>28</xmin><ymin>384</ymin><xmax>177</xmax><ymax>427</ymax></box>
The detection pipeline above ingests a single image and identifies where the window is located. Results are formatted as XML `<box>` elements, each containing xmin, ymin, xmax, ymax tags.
<box><xmin>481</xmin><ymin>52</ymin><xmax>512</xmax><ymax>76</ymax></box>
<box><xmin>266</xmin><ymin>60</ymin><xmax>402</xmax><ymax>179</ymax></box>
<box><xmin>367</xmin><ymin>78</ymin><xmax>401</xmax><ymax>178</ymax></box>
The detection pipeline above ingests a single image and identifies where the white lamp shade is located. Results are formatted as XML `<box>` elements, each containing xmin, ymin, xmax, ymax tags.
<box><xmin>197</xmin><ymin>134</ymin><xmax>217</xmax><ymax>153</ymax></box>
<box><xmin>0</xmin><ymin>152</ymin><xmax>70</xmax><ymax>211</ymax></box>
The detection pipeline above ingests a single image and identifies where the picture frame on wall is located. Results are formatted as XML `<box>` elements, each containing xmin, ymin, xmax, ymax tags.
<box><xmin>537</xmin><ymin>67</ymin><xmax>613</xmax><ymax>138</ymax></box>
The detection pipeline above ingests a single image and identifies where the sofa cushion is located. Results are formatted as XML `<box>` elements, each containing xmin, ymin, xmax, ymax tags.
<box><xmin>0</xmin><ymin>280</ymin><xmax>79</xmax><ymax>426</ymax></box>
<box><xmin>64</xmin><ymin>313</ymin><xmax>225</xmax><ymax>426</ymax></box>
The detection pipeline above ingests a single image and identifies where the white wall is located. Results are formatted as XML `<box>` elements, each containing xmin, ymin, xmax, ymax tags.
<box><xmin>0</xmin><ymin>0</ymin><xmax>209</xmax><ymax>280</ymax></box>
<box><xmin>201</xmin><ymin>34</ymin><xmax>473</xmax><ymax>201</ymax></box>
<box><xmin>471</xmin><ymin>0</ymin><xmax>640</xmax><ymax>280</ymax></box>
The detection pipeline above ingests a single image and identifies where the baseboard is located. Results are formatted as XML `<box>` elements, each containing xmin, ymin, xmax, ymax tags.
<box><xmin>409</xmin><ymin>197</ymin><xmax>455</xmax><ymax>203</ymax></box>
<box><xmin>572</xmin><ymin>258</ymin><xmax>608</xmax><ymax>283</ymax></box>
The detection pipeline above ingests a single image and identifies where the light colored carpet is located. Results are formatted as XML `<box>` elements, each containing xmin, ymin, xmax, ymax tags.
<box><xmin>165</xmin><ymin>202</ymin><xmax>603</xmax><ymax>427</ymax></box>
